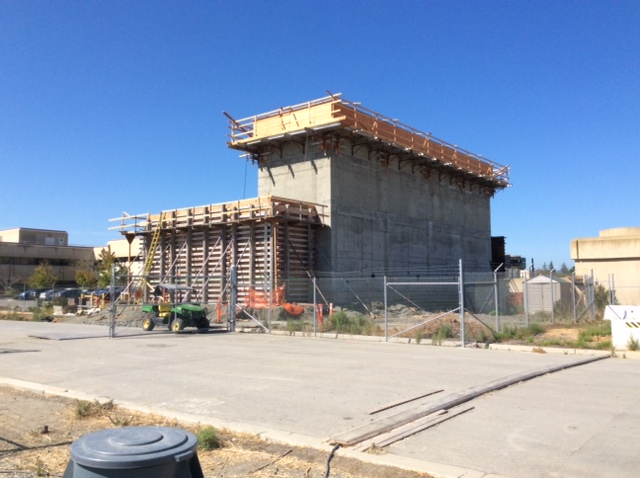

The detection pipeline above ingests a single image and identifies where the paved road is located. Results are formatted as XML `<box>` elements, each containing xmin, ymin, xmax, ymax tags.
<box><xmin>1</xmin><ymin>320</ymin><xmax>638</xmax><ymax>478</ymax></box>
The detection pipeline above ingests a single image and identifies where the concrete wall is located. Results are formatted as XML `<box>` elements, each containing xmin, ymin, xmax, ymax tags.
<box><xmin>571</xmin><ymin>227</ymin><xmax>640</xmax><ymax>305</ymax></box>
<box><xmin>258</xmin><ymin>138</ymin><xmax>492</xmax><ymax>274</ymax></box>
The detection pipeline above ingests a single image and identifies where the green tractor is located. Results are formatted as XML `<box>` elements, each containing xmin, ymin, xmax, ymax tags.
<box><xmin>141</xmin><ymin>284</ymin><xmax>209</xmax><ymax>333</ymax></box>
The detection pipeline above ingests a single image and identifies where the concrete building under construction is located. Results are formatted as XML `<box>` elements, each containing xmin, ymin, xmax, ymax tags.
<box><xmin>113</xmin><ymin>94</ymin><xmax>510</xmax><ymax>304</ymax></box>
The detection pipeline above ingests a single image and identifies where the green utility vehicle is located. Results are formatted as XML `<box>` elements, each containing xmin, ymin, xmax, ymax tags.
<box><xmin>141</xmin><ymin>284</ymin><xmax>209</xmax><ymax>332</ymax></box>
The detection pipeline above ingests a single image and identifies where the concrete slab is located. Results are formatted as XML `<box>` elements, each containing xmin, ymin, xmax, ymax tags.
<box><xmin>0</xmin><ymin>320</ymin><xmax>637</xmax><ymax>478</ymax></box>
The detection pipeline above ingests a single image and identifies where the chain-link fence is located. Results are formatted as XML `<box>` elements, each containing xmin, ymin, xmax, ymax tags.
<box><xmin>88</xmin><ymin>263</ymin><xmax>635</xmax><ymax>343</ymax></box>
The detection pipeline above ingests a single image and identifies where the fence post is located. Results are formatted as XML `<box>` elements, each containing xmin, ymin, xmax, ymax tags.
<box><xmin>229</xmin><ymin>265</ymin><xmax>237</xmax><ymax>332</ymax></box>
<box><xmin>268</xmin><ymin>275</ymin><xmax>272</xmax><ymax>333</ymax></box>
<box><xmin>109</xmin><ymin>264</ymin><xmax>116</xmax><ymax>339</ymax></box>
<box><xmin>524</xmin><ymin>277</ymin><xmax>529</xmax><ymax>327</ymax></box>
<box><xmin>313</xmin><ymin>276</ymin><xmax>317</xmax><ymax>338</ymax></box>
<box><xmin>609</xmin><ymin>273</ymin><xmax>616</xmax><ymax>305</ymax></box>
<box><xmin>494</xmin><ymin>264</ymin><xmax>502</xmax><ymax>332</ymax></box>
<box><xmin>571</xmin><ymin>272</ymin><xmax>577</xmax><ymax>323</ymax></box>
<box><xmin>459</xmin><ymin>259</ymin><xmax>465</xmax><ymax>348</ymax></box>
<box><xmin>550</xmin><ymin>268</ymin><xmax>556</xmax><ymax>324</ymax></box>
<box><xmin>590</xmin><ymin>269</ymin><xmax>596</xmax><ymax>318</ymax></box>
<box><xmin>384</xmin><ymin>275</ymin><xmax>388</xmax><ymax>342</ymax></box>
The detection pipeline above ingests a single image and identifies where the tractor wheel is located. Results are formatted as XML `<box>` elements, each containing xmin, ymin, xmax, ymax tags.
<box><xmin>142</xmin><ymin>316</ymin><xmax>155</xmax><ymax>331</ymax></box>
<box><xmin>171</xmin><ymin>318</ymin><xmax>185</xmax><ymax>332</ymax></box>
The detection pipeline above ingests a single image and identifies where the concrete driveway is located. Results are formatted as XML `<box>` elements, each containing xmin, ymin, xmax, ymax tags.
<box><xmin>1</xmin><ymin>320</ymin><xmax>638</xmax><ymax>478</ymax></box>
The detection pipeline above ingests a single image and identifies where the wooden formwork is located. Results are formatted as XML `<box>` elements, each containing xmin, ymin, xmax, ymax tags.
<box><xmin>112</xmin><ymin>196</ymin><xmax>326</xmax><ymax>304</ymax></box>
<box><xmin>227</xmin><ymin>94</ymin><xmax>510</xmax><ymax>189</ymax></box>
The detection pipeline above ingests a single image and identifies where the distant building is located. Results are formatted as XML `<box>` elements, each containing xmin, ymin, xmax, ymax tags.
<box><xmin>0</xmin><ymin>228</ymin><xmax>95</xmax><ymax>289</ymax></box>
<box><xmin>0</xmin><ymin>228</ymin><xmax>68</xmax><ymax>246</ymax></box>
<box><xmin>571</xmin><ymin>227</ymin><xmax>640</xmax><ymax>305</ymax></box>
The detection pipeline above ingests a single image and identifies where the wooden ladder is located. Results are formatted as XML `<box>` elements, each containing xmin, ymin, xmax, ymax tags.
<box><xmin>142</xmin><ymin>212</ymin><xmax>165</xmax><ymax>282</ymax></box>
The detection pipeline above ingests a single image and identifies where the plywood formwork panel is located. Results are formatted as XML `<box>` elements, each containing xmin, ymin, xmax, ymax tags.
<box><xmin>113</xmin><ymin>196</ymin><xmax>323</xmax><ymax>306</ymax></box>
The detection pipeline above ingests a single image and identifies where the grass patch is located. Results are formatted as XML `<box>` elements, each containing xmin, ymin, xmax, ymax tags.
<box><xmin>286</xmin><ymin>319</ymin><xmax>305</xmax><ymax>335</ymax></box>
<box><xmin>628</xmin><ymin>336</ymin><xmax>640</xmax><ymax>351</ymax></box>
<box><xmin>329</xmin><ymin>312</ymin><xmax>375</xmax><ymax>335</ymax></box>
<box><xmin>495</xmin><ymin>323</ymin><xmax>545</xmax><ymax>342</ymax></box>
<box><xmin>578</xmin><ymin>321</ymin><xmax>611</xmax><ymax>343</ymax></box>
<box><xmin>75</xmin><ymin>399</ymin><xmax>114</xmax><ymax>419</ymax></box>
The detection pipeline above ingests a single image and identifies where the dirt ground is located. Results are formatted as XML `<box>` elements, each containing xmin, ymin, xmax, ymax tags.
<box><xmin>0</xmin><ymin>386</ymin><xmax>432</xmax><ymax>478</ymax></box>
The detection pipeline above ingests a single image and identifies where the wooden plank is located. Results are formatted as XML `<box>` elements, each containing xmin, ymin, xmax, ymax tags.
<box><xmin>353</xmin><ymin>409</ymin><xmax>448</xmax><ymax>451</ymax></box>
<box><xmin>367</xmin><ymin>389</ymin><xmax>444</xmax><ymax>415</ymax></box>
<box><xmin>364</xmin><ymin>407</ymin><xmax>473</xmax><ymax>451</ymax></box>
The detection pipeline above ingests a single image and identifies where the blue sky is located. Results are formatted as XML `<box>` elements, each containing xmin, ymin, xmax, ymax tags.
<box><xmin>1</xmin><ymin>1</ymin><xmax>638</xmax><ymax>269</ymax></box>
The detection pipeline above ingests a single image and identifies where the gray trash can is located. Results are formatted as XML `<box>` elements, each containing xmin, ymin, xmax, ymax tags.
<box><xmin>63</xmin><ymin>426</ymin><xmax>203</xmax><ymax>478</ymax></box>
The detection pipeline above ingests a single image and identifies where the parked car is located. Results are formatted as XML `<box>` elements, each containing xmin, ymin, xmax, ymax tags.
<box><xmin>39</xmin><ymin>290</ymin><xmax>55</xmax><ymax>301</ymax></box>
<box><xmin>19</xmin><ymin>290</ymin><xmax>35</xmax><ymax>300</ymax></box>
<box><xmin>19</xmin><ymin>288</ymin><xmax>48</xmax><ymax>300</ymax></box>
<box><xmin>54</xmin><ymin>288</ymin><xmax>82</xmax><ymax>299</ymax></box>
<box><xmin>91</xmin><ymin>286</ymin><xmax>124</xmax><ymax>301</ymax></box>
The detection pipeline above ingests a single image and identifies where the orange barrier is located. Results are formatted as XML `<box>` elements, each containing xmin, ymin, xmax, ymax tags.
<box><xmin>283</xmin><ymin>303</ymin><xmax>305</xmax><ymax>316</ymax></box>
<box><xmin>245</xmin><ymin>285</ymin><xmax>286</xmax><ymax>309</ymax></box>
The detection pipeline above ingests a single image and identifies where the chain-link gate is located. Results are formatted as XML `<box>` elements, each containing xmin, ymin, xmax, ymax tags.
<box><xmin>384</xmin><ymin>262</ymin><xmax>464</xmax><ymax>346</ymax></box>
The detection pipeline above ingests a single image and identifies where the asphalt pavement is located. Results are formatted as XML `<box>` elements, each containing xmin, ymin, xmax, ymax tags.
<box><xmin>1</xmin><ymin>320</ymin><xmax>638</xmax><ymax>478</ymax></box>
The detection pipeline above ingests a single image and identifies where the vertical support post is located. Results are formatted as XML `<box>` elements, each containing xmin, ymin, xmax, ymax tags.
<box><xmin>590</xmin><ymin>269</ymin><xmax>596</xmax><ymax>318</ymax></box>
<box><xmin>229</xmin><ymin>265</ymin><xmax>237</xmax><ymax>332</ymax></box>
<box><xmin>550</xmin><ymin>267</ymin><xmax>556</xmax><ymax>324</ymax></box>
<box><xmin>109</xmin><ymin>264</ymin><xmax>116</xmax><ymax>339</ymax></box>
<box><xmin>524</xmin><ymin>275</ymin><xmax>529</xmax><ymax>327</ymax></box>
<box><xmin>313</xmin><ymin>276</ymin><xmax>317</xmax><ymax>338</ymax></box>
<box><xmin>571</xmin><ymin>272</ymin><xmax>577</xmax><ymax>323</ymax></box>
<box><xmin>609</xmin><ymin>273</ymin><xmax>616</xmax><ymax>305</ymax></box>
<box><xmin>459</xmin><ymin>259</ymin><xmax>465</xmax><ymax>348</ymax></box>
<box><xmin>493</xmin><ymin>263</ymin><xmax>502</xmax><ymax>332</ymax></box>
<box><xmin>384</xmin><ymin>275</ymin><xmax>388</xmax><ymax>342</ymax></box>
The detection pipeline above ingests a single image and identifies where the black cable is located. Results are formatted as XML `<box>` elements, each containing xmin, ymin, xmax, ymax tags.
<box><xmin>323</xmin><ymin>443</ymin><xmax>341</xmax><ymax>478</ymax></box>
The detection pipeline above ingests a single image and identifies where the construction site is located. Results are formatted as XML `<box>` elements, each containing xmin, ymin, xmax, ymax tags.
<box><xmin>111</xmin><ymin>94</ymin><xmax>510</xmax><ymax>326</ymax></box>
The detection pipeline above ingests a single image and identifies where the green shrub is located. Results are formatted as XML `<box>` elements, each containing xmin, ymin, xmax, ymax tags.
<box><xmin>286</xmin><ymin>319</ymin><xmax>305</xmax><ymax>334</ymax></box>
<box><xmin>198</xmin><ymin>426</ymin><xmax>221</xmax><ymax>451</ymax></box>
<box><xmin>329</xmin><ymin>312</ymin><xmax>373</xmax><ymax>335</ymax></box>
<box><xmin>431</xmin><ymin>323</ymin><xmax>454</xmax><ymax>345</ymax></box>
<box><xmin>415</xmin><ymin>330</ymin><xmax>424</xmax><ymax>344</ymax></box>
<box><xmin>627</xmin><ymin>336</ymin><xmax>639</xmax><ymax>351</ymax></box>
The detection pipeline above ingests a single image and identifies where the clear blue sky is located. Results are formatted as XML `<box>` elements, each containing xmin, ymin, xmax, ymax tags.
<box><xmin>2</xmin><ymin>1</ymin><xmax>638</xmax><ymax>269</ymax></box>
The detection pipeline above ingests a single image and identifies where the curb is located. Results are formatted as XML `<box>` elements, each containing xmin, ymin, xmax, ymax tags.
<box><xmin>0</xmin><ymin>376</ymin><xmax>508</xmax><ymax>478</ymax></box>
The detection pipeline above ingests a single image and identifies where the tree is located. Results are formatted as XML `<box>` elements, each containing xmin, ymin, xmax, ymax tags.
<box><xmin>560</xmin><ymin>263</ymin><xmax>570</xmax><ymax>276</ymax></box>
<box><xmin>97</xmin><ymin>248</ymin><xmax>124</xmax><ymax>287</ymax></box>
<box><xmin>549</xmin><ymin>260</ymin><xmax>555</xmax><ymax>271</ymax></box>
<box><xmin>76</xmin><ymin>261</ymin><xmax>98</xmax><ymax>290</ymax></box>
<box><xmin>28</xmin><ymin>262</ymin><xmax>58</xmax><ymax>289</ymax></box>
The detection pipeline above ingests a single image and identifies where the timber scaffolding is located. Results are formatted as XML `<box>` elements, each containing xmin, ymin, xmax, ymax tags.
<box><xmin>111</xmin><ymin>196</ymin><xmax>327</xmax><ymax>304</ymax></box>
<box><xmin>226</xmin><ymin>93</ymin><xmax>510</xmax><ymax>191</ymax></box>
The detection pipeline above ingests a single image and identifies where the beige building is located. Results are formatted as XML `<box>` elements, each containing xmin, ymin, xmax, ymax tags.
<box><xmin>0</xmin><ymin>228</ymin><xmax>96</xmax><ymax>288</ymax></box>
<box><xmin>95</xmin><ymin>236</ymin><xmax>144</xmax><ymax>275</ymax></box>
<box><xmin>571</xmin><ymin>227</ymin><xmax>640</xmax><ymax>305</ymax></box>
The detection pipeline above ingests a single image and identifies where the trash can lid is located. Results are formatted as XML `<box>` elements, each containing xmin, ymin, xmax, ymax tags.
<box><xmin>70</xmin><ymin>426</ymin><xmax>198</xmax><ymax>469</ymax></box>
